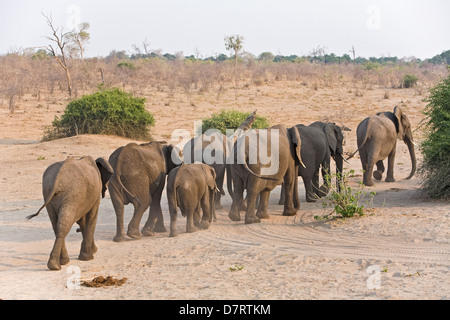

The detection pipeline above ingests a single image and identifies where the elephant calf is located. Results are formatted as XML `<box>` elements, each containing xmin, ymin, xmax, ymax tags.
<box><xmin>27</xmin><ymin>156</ymin><xmax>114</xmax><ymax>271</ymax></box>
<box><xmin>166</xmin><ymin>163</ymin><xmax>219</xmax><ymax>237</ymax></box>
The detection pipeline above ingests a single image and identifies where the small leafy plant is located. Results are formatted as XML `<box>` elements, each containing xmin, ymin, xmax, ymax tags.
<box><xmin>228</xmin><ymin>264</ymin><xmax>245</xmax><ymax>272</ymax></box>
<box><xmin>318</xmin><ymin>170</ymin><xmax>376</xmax><ymax>219</ymax></box>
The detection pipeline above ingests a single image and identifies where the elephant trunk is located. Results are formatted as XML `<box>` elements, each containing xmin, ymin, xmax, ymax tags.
<box><xmin>405</xmin><ymin>138</ymin><xmax>416</xmax><ymax>180</ymax></box>
<box><xmin>334</xmin><ymin>152</ymin><xmax>344</xmax><ymax>192</ymax></box>
<box><xmin>226</xmin><ymin>164</ymin><xmax>234</xmax><ymax>199</ymax></box>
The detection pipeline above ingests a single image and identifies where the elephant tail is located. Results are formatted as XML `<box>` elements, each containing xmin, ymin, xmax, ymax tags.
<box><xmin>243</xmin><ymin>159</ymin><xmax>278</xmax><ymax>181</ymax></box>
<box><xmin>226</xmin><ymin>164</ymin><xmax>234</xmax><ymax>199</ymax></box>
<box><xmin>27</xmin><ymin>158</ymin><xmax>71</xmax><ymax>220</ymax></box>
<box><xmin>27</xmin><ymin>194</ymin><xmax>54</xmax><ymax>220</ymax></box>
<box><xmin>346</xmin><ymin>119</ymin><xmax>370</xmax><ymax>161</ymax></box>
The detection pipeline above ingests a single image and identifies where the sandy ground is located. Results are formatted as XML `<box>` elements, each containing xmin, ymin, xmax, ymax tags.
<box><xmin>0</xmin><ymin>82</ymin><xmax>449</xmax><ymax>300</ymax></box>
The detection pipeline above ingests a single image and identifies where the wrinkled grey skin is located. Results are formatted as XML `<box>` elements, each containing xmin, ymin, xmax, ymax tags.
<box><xmin>27</xmin><ymin>156</ymin><xmax>113</xmax><ymax>271</ymax></box>
<box><xmin>108</xmin><ymin>142</ymin><xmax>182</xmax><ymax>242</ymax></box>
<box><xmin>183</xmin><ymin>132</ymin><xmax>230</xmax><ymax>209</ymax></box>
<box><xmin>167</xmin><ymin>163</ymin><xmax>218</xmax><ymax>237</ymax></box>
<box><xmin>356</xmin><ymin>106</ymin><xmax>416</xmax><ymax>186</ymax></box>
<box><xmin>228</xmin><ymin>125</ymin><xmax>304</xmax><ymax>224</ymax></box>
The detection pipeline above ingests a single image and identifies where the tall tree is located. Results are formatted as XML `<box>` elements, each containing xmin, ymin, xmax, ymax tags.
<box><xmin>68</xmin><ymin>22</ymin><xmax>90</xmax><ymax>60</ymax></box>
<box><xmin>225</xmin><ymin>34</ymin><xmax>244</xmax><ymax>88</ymax></box>
<box><xmin>43</xmin><ymin>13</ymin><xmax>72</xmax><ymax>98</ymax></box>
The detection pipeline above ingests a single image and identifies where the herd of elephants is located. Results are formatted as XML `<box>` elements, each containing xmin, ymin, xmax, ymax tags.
<box><xmin>27</xmin><ymin>106</ymin><xmax>416</xmax><ymax>270</ymax></box>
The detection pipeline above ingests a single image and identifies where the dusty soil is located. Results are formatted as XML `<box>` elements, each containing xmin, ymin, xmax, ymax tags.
<box><xmin>0</xmin><ymin>81</ymin><xmax>448</xmax><ymax>300</ymax></box>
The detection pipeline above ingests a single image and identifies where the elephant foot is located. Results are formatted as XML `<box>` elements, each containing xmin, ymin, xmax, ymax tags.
<box><xmin>78</xmin><ymin>252</ymin><xmax>94</xmax><ymax>261</ymax></box>
<box><xmin>198</xmin><ymin>220</ymin><xmax>211</xmax><ymax>230</ymax></box>
<box><xmin>385</xmin><ymin>177</ymin><xmax>396</xmax><ymax>183</ymax></box>
<box><xmin>256</xmin><ymin>211</ymin><xmax>270</xmax><ymax>219</ymax></box>
<box><xmin>282</xmin><ymin>208</ymin><xmax>297</xmax><ymax>216</ymax></box>
<box><xmin>186</xmin><ymin>225</ymin><xmax>199</xmax><ymax>233</ymax></box>
<box><xmin>47</xmin><ymin>259</ymin><xmax>61</xmax><ymax>271</ymax></box>
<box><xmin>127</xmin><ymin>230</ymin><xmax>142</xmax><ymax>240</ymax></box>
<box><xmin>245</xmin><ymin>215</ymin><xmax>261</xmax><ymax>224</ymax></box>
<box><xmin>60</xmin><ymin>255</ymin><xmax>70</xmax><ymax>266</ymax></box>
<box><xmin>153</xmin><ymin>224</ymin><xmax>167</xmax><ymax>233</ymax></box>
<box><xmin>113</xmin><ymin>234</ymin><xmax>126</xmax><ymax>242</ymax></box>
<box><xmin>363</xmin><ymin>179</ymin><xmax>374</xmax><ymax>187</ymax></box>
<box><xmin>169</xmin><ymin>230</ymin><xmax>178</xmax><ymax>237</ymax></box>
<box><xmin>306</xmin><ymin>197</ymin><xmax>317</xmax><ymax>203</ymax></box>
<box><xmin>373</xmin><ymin>171</ymin><xmax>383</xmax><ymax>181</ymax></box>
<box><xmin>141</xmin><ymin>227</ymin><xmax>155</xmax><ymax>237</ymax></box>
<box><xmin>228</xmin><ymin>211</ymin><xmax>241</xmax><ymax>222</ymax></box>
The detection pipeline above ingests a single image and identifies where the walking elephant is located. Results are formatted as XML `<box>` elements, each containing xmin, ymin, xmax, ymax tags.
<box><xmin>354</xmin><ymin>106</ymin><xmax>416</xmax><ymax>186</ymax></box>
<box><xmin>228</xmin><ymin>125</ymin><xmax>305</xmax><ymax>224</ymax></box>
<box><xmin>167</xmin><ymin>163</ymin><xmax>218</xmax><ymax>237</ymax></box>
<box><xmin>279</xmin><ymin>122</ymin><xmax>345</xmax><ymax>203</ymax></box>
<box><xmin>108</xmin><ymin>141</ymin><xmax>182</xmax><ymax>242</ymax></box>
<box><xmin>27</xmin><ymin>156</ymin><xmax>114</xmax><ymax>271</ymax></box>
<box><xmin>183</xmin><ymin>132</ymin><xmax>228</xmax><ymax>209</ymax></box>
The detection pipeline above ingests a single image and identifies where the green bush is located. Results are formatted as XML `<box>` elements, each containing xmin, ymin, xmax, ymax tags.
<box><xmin>318</xmin><ymin>170</ymin><xmax>376</xmax><ymax>219</ymax></box>
<box><xmin>43</xmin><ymin>87</ymin><xmax>155</xmax><ymax>141</ymax></box>
<box><xmin>403</xmin><ymin>74</ymin><xmax>418</xmax><ymax>88</ymax></box>
<box><xmin>420</xmin><ymin>74</ymin><xmax>450</xmax><ymax>199</ymax></box>
<box><xmin>200</xmin><ymin>110</ymin><xmax>270</xmax><ymax>135</ymax></box>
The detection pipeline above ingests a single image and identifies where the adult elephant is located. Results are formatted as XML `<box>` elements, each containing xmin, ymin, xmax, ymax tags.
<box><xmin>27</xmin><ymin>156</ymin><xmax>114</xmax><ymax>270</ymax></box>
<box><xmin>183</xmin><ymin>132</ymin><xmax>229</xmax><ymax>209</ymax></box>
<box><xmin>279</xmin><ymin>122</ymin><xmax>346</xmax><ymax>203</ymax></box>
<box><xmin>108</xmin><ymin>141</ymin><xmax>182</xmax><ymax>242</ymax></box>
<box><xmin>353</xmin><ymin>106</ymin><xmax>416</xmax><ymax>186</ymax></box>
<box><xmin>228</xmin><ymin>125</ymin><xmax>305</xmax><ymax>224</ymax></box>
<box><xmin>167</xmin><ymin>163</ymin><xmax>218</xmax><ymax>237</ymax></box>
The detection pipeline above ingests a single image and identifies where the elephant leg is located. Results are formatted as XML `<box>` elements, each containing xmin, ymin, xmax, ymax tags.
<box><xmin>373</xmin><ymin>160</ymin><xmax>385</xmax><ymax>181</ymax></box>
<box><xmin>48</xmin><ymin>204</ymin><xmax>69</xmax><ymax>266</ymax></box>
<box><xmin>79</xmin><ymin>204</ymin><xmax>99</xmax><ymax>261</ymax></box>
<box><xmin>385</xmin><ymin>146</ymin><xmax>396</xmax><ymax>182</ymax></box>
<box><xmin>144</xmin><ymin>181</ymin><xmax>167</xmax><ymax>234</ymax></box>
<box><xmin>244</xmin><ymin>186</ymin><xmax>260</xmax><ymax>224</ymax></box>
<box><xmin>109</xmin><ymin>185</ymin><xmax>126</xmax><ymax>242</ymax></box>
<box><xmin>127</xmin><ymin>198</ymin><xmax>150</xmax><ymax>240</ymax></box>
<box><xmin>169</xmin><ymin>207</ymin><xmax>178</xmax><ymax>237</ymax></box>
<box><xmin>303</xmin><ymin>174</ymin><xmax>317</xmax><ymax>203</ymax></box>
<box><xmin>215</xmin><ymin>166</ymin><xmax>225</xmax><ymax>210</ymax></box>
<box><xmin>198</xmin><ymin>194</ymin><xmax>211</xmax><ymax>230</ymax></box>
<box><xmin>48</xmin><ymin>210</ymin><xmax>73</xmax><ymax>271</ymax></box>
<box><xmin>228</xmin><ymin>176</ymin><xmax>243</xmax><ymax>222</ymax></box>
<box><xmin>282</xmin><ymin>168</ymin><xmax>298</xmax><ymax>216</ymax></box>
<box><xmin>256</xmin><ymin>190</ymin><xmax>271</xmax><ymax>219</ymax></box>
<box><xmin>186</xmin><ymin>204</ymin><xmax>199</xmax><ymax>233</ymax></box>
<box><xmin>362</xmin><ymin>150</ymin><xmax>376</xmax><ymax>187</ymax></box>
<box><xmin>319</xmin><ymin>160</ymin><xmax>331</xmax><ymax>197</ymax></box>
<box><xmin>278</xmin><ymin>183</ymin><xmax>285</xmax><ymax>205</ymax></box>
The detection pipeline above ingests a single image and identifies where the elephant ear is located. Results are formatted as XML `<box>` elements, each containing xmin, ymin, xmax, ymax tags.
<box><xmin>96</xmin><ymin>158</ymin><xmax>114</xmax><ymax>198</ymax></box>
<box><xmin>288</xmin><ymin>126</ymin><xmax>305</xmax><ymax>168</ymax></box>
<box><xmin>323</xmin><ymin>123</ymin><xmax>338</xmax><ymax>155</ymax></box>
<box><xmin>202</xmin><ymin>165</ymin><xmax>217</xmax><ymax>191</ymax></box>
<box><xmin>393</xmin><ymin>106</ymin><xmax>404</xmax><ymax>138</ymax></box>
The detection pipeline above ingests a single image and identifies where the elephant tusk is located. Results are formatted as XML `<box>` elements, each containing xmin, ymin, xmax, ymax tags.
<box><xmin>300</xmin><ymin>160</ymin><xmax>306</xmax><ymax>169</ymax></box>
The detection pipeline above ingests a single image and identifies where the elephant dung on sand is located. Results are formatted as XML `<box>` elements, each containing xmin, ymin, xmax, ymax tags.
<box><xmin>27</xmin><ymin>156</ymin><xmax>114</xmax><ymax>271</ymax></box>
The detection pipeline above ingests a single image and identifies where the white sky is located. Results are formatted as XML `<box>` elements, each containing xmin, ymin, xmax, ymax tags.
<box><xmin>1</xmin><ymin>0</ymin><xmax>449</xmax><ymax>59</ymax></box>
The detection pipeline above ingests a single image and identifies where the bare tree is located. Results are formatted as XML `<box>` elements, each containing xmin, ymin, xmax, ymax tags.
<box><xmin>43</xmin><ymin>13</ymin><xmax>72</xmax><ymax>98</ymax></box>
<box><xmin>67</xmin><ymin>22</ymin><xmax>90</xmax><ymax>60</ymax></box>
<box><xmin>349</xmin><ymin>45</ymin><xmax>356</xmax><ymax>65</ymax></box>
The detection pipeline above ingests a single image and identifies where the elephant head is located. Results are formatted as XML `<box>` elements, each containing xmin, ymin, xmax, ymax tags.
<box><xmin>393</xmin><ymin>106</ymin><xmax>416</xmax><ymax>179</ymax></box>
